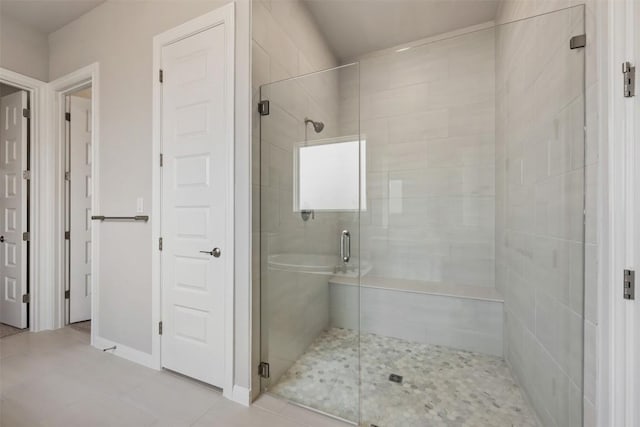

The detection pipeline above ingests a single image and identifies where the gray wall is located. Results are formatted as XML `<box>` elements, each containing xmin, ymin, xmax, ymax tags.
<box><xmin>0</xmin><ymin>12</ymin><xmax>49</xmax><ymax>81</ymax></box>
<box><xmin>47</xmin><ymin>2</ymin><xmax>254</xmax><ymax>394</ymax></box>
<box><xmin>0</xmin><ymin>83</ymin><xmax>22</xmax><ymax>96</ymax></box>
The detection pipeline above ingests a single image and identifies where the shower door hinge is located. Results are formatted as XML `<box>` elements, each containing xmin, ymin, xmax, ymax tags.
<box><xmin>65</xmin><ymin>112</ymin><xmax>71</xmax><ymax>122</ymax></box>
<box><xmin>159</xmin><ymin>69</ymin><xmax>164</xmax><ymax>83</ymax></box>
<box><xmin>22</xmin><ymin>232</ymin><xmax>30</xmax><ymax>241</ymax></box>
<box><xmin>258</xmin><ymin>100</ymin><xmax>270</xmax><ymax>116</ymax></box>
<box><xmin>258</xmin><ymin>362</ymin><xmax>270</xmax><ymax>378</ymax></box>
<box><xmin>22</xmin><ymin>108</ymin><xmax>31</xmax><ymax>119</ymax></box>
<box><xmin>65</xmin><ymin>231</ymin><xmax>70</xmax><ymax>240</ymax></box>
<box><xmin>624</xmin><ymin>269</ymin><xmax>635</xmax><ymax>300</ymax></box>
<box><xmin>65</xmin><ymin>290</ymin><xmax>70</xmax><ymax>299</ymax></box>
<box><xmin>158</xmin><ymin>237</ymin><xmax>163</xmax><ymax>251</ymax></box>
<box><xmin>158</xmin><ymin>321</ymin><xmax>163</xmax><ymax>335</ymax></box>
<box><xmin>65</xmin><ymin>171</ymin><xmax>71</xmax><ymax>181</ymax></box>
<box><xmin>623</xmin><ymin>62</ymin><xmax>635</xmax><ymax>98</ymax></box>
<box><xmin>569</xmin><ymin>34</ymin><xmax>586</xmax><ymax>49</ymax></box>
<box><xmin>22</xmin><ymin>294</ymin><xmax>30</xmax><ymax>304</ymax></box>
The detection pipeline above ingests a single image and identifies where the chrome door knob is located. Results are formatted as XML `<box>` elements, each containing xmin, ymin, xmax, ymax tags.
<box><xmin>200</xmin><ymin>247</ymin><xmax>221</xmax><ymax>258</ymax></box>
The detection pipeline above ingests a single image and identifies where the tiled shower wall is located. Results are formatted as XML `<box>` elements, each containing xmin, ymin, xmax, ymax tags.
<box><xmin>258</xmin><ymin>67</ymin><xmax>345</xmax><ymax>385</ymax></box>
<box><xmin>251</xmin><ymin>0</ymin><xmax>339</xmax><ymax>397</ymax></box>
<box><xmin>343</xmin><ymin>28</ymin><xmax>497</xmax><ymax>289</ymax></box>
<box><xmin>495</xmin><ymin>4</ymin><xmax>595</xmax><ymax>426</ymax></box>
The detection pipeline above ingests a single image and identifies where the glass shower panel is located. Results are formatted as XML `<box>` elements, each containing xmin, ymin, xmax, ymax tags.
<box><xmin>259</xmin><ymin>63</ymin><xmax>361</xmax><ymax>423</ymax></box>
<box><xmin>358</xmin><ymin>6</ymin><xmax>585</xmax><ymax>427</ymax></box>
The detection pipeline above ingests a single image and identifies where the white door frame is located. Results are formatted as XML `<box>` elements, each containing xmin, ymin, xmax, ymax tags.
<box><xmin>152</xmin><ymin>3</ymin><xmax>236</xmax><ymax>398</ymax></box>
<box><xmin>0</xmin><ymin>68</ymin><xmax>46</xmax><ymax>332</ymax></box>
<box><xmin>48</xmin><ymin>63</ymin><xmax>100</xmax><ymax>346</ymax></box>
<box><xmin>600</xmin><ymin>0</ymin><xmax>639</xmax><ymax>425</ymax></box>
<box><xmin>633</xmin><ymin>5</ymin><xmax>640</xmax><ymax>425</ymax></box>
<box><xmin>66</xmin><ymin>93</ymin><xmax>93</xmax><ymax>324</ymax></box>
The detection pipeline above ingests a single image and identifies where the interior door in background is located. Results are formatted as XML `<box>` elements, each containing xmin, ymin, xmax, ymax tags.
<box><xmin>0</xmin><ymin>90</ymin><xmax>28</xmax><ymax>329</ymax></box>
<box><xmin>68</xmin><ymin>95</ymin><xmax>92</xmax><ymax>323</ymax></box>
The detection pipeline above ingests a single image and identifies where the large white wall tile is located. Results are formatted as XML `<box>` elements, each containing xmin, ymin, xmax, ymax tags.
<box><xmin>252</xmin><ymin>0</ymin><xmax>340</xmax><ymax>397</ymax></box>
<box><xmin>349</xmin><ymin>30</ymin><xmax>498</xmax><ymax>290</ymax></box>
<box><xmin>495</xmin><ymin>4</ymin><xmax>592</xmax><ymax>425</ymax></box>
<box><xmin>330</xmin><ymin>283</ymin><xmax>504</xmax><ymax>356</ymax></box>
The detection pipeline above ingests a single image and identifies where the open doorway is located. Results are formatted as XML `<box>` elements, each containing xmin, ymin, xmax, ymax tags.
<box><xmin>0</xmin><ymin>83</ymin><xmax>30</xmax><ymax>338</ymax></box>
<box><xmin>64</xmin><ymin>86</ymin><xmax>93</xmax><ymax>334</ymax></box>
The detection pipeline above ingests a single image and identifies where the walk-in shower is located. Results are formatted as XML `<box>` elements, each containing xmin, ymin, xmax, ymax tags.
<box><xmin>258</xmin><ymin>5</ymin><xmax>586</xmax><ymax>426</ymax></box>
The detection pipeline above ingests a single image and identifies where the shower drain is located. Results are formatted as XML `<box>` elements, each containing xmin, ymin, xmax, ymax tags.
<box><xmin>388</xmin><ymin>373</ymin><xmax>403</xmax><ymax>384</ymax></box>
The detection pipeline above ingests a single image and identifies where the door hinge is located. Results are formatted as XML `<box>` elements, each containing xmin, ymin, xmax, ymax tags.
<box><xmin>22</xmin><ymin>232</ymin><xmax>30</xmax><ymax>241</ymax></box>
<box><xmin>159</xmin><ymin>69</ymin><xmax>164</xmax><ymax>83</ymax></box>
<box><xmin>65</xmin><ymin>231</ymin><xmax>70</xmax><ymax>240</ymax></box>
<box><xmin>65</xmin><ymin>290</ymin><xmax>70</xmax><ymax>299</ymax></box>
<box><xmin>65</xmin><ymin>171</ymin><xmax>70</xmax><ymax>181</ymax></box>
<box><xmin>624</xmin><ymin>269</ymin><xmax>635</xmax><ymax>300</ymax></box>
<box><xmin>22</xmin><ymin>294</ymin><xmax>30</xmax><ymax>303</ymax></box>
<box><xmin>623</xmin><ymin>62</ymin><xmax>635</xmax><ymax>98</ymax></box>
<box><xmin>160</xmin><ymin>153</ymin><xmax>163</xmax><ymax>167</ymax></box>
<box><xmin>65</xmin><ymin>112</ymin><xmax>71</xmax><ymax>122</ymax></box>
<box><xmin>258</xmin><ymin>100</ymin><xmax>270</xmax><ymax>116</ymax></box>
<box><xmin>158</xmin><ymin>237</ymin><xmax>163</xmax><ymax>251</ymax></box>
<box><xmin>22</xmin><ymin>108</ymin><xmax>31</xmax><ymax>119</ymax></box>
<box><xmin>23</xmin><ymin>170</ymin><xmax>31</xmax><ymax>180</ymax></box>
<box><xmin>258</xmin><ymin>362</ymin><xmax>270</xmax><ymax>378</ymax></box>
<box><xmin>158</xmin><ymin>321</ymin><xmax>163</xmax><ymax>335</ymax></box>
<box><xmin>569</xmin><ymin>34</ymin><xmax>586</xmax><ymax>49</ymax></box>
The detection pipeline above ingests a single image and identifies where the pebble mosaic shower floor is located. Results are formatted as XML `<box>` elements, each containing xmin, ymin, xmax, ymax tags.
<box><xmin>269</xmin><ymin>328</ymin><xmax>537</xmax><ymax>427</ymax></box>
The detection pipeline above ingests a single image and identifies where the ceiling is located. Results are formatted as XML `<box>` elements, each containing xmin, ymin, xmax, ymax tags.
<box><xmin>303</xmin><ymin>0</ymin><xmax>500</xmax><ymax>61</ymax></box>
<box><xmin>0</xmin><ymin>0</ymin><xmax>105</xmax><ymax>34</ymax></box>
<box><xmin>0</xmin><ymin>0</ymin><xmax>499</xmax><ymax>57</ymax></box>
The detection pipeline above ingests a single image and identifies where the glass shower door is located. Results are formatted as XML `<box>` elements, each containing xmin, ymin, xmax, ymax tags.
<box><xmin>259</xmin><ymin>63</ymin><xmax>361</xmax><ymax>423</ymax></box>
<box><xmin>357</xmin><ymin>5</ymin><xmax>586</xmax><ymax>427</ymax></box>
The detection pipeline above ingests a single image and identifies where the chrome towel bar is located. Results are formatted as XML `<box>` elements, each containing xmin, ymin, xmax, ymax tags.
<box><xmin>91</xmin><ymin>215</ymin><xmax>149</xmax><ymax>222</ymax></box>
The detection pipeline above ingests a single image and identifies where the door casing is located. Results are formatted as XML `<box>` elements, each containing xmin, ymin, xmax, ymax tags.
<box><xmin>152</xmin><ymin>2</ymin><xmax>236</xmax><ymax>399</ymax></box>
<box><xmin>0</xmin><ymin>90</ymin><xmax>29</xmax><ymax>329</ymax></box>
<box><xmin>66</xmin><ymin>93</ymin><xmax>93</xmax><ymax>324</ymax></box>
<box><xmin>0</xmin><ymin>68</ymin><xmax>45</xmax><ymax>332</ymax></box>
<box><xmin>48</xmin><ymin>64</ymin><xmax>100</xmax><ymax>346</ymax></box>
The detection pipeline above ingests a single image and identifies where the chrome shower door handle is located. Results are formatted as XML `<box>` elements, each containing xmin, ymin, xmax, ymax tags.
<box><xmin>341</xmin><ymin>230</ymin><xmax>351</xmax><ymax>263</ymax></box>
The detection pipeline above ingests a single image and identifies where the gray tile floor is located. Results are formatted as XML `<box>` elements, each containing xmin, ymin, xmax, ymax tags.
<box><xmin>69</xmin><ymin>320</ymin><xmax>91</xmax><ymax>334</ymax></box>
<box><xmin>271</xmin><ymin>328</ymin><xmax>538</xmax><ymax>427</ymax></box>
<box><xmin>0</xmin><ymin>323</ymin><xmax>26</xmax><ymax>339</ymax></box>
<box><xmin>0</xmin><ymin>327</ymin><xmax>349</xmax><ymax>427</ymax></box>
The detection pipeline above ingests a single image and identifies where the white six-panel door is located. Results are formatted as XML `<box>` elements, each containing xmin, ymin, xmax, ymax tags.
<box><xmin>69</xmin><ymin>95</ymin><xmax>92</xmax><ymax>323</ymax></box>
<box><xmin>160</xmin><ymin>23</ymin><xmax>229</xmax><ymax>387</ymax></box>
<box><xmin>0</xmin><ymin>91</ymin><xmax>28</xmax><ymax>329</ymax></box>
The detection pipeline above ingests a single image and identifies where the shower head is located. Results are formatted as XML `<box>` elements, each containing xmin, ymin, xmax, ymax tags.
<box><xmin>304</xmin><ymin>117</ymin><xmax>325</xmax><ymax>133</ymax></box>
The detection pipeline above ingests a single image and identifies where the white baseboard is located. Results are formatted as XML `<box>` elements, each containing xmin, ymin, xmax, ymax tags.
<box><xmin>230</xmin><ymin>385</ymin><xmax>251</xmax><ymax>406</ymax></box>
<box><xmin>92</xmin><ymin>335</ymin><xmax>160</xmax><ymax>370</ymax></box>
<box><xmin>92</xmin><ymin>333</ymin><xmax>249</xmax><ymax>407</ymax></box>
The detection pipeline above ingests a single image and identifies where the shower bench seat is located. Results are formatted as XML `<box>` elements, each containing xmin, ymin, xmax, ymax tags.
<box><xmin>328</xmin><ymin>275</ymin><xmax>504</xmax><ymax>357</ymax></box>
